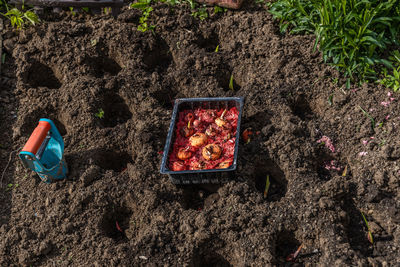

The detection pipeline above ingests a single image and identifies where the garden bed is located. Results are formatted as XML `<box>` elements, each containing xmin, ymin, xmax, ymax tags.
<box><xmin>0</xmin><ymin>2</ymin><xmax>399</xmax><ymax>266</ymax></box>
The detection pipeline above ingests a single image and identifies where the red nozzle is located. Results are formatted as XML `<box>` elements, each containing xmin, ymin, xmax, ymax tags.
<box><xmin>22</xmin><ymin>121</ymin><xmax>51</xmax><ymax>155</ymax></box>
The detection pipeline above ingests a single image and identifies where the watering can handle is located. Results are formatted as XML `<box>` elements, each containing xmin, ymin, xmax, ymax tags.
<box><xmin>22</xmin><ymin>121</ymin><xmax>51</xmax><ymax>155</ymax></box>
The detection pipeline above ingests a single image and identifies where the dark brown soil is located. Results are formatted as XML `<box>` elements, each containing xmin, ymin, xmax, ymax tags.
<box><xmin>1</xmin><ymin>2</ymin><xmax>399</xmax><ymax>266</ymax></box>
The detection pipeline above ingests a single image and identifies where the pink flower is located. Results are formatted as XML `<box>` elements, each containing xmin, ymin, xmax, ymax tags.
<box><xmin>387</xmin><ymin>92</ymin><xmax>393</xmax><ymax>97</ymax></box>
<box><xmin>390</xmin><ymin>97</ymin><xmax>395</xmax><ymax>102</ymax></box>
<box><xmin>359</xmin><ymin>151</ymin><xmax>368</xmax><ymax>157</ymax></box>
<box><xmin>362</xmin><ymin>140</ymin><xmax>369</xmax><ymax>145</ymax></box>
<box><xmin>381</xmin><ymin>101</ymin><xmax>390</xmax><ymax>107</ymax></box>
<box><xmin>370</xmin><ymin>136</ymin><xmax>375</xmax><ymax>139</ymax></box>
<box><xmin>385</xmin><ymin>115</ymin><xmax>390</xmax><ymax>120</ymax></box>
<box><xmin>324</xmin><ymin>160</ymin><xmax>342</xmax><ymax>171</ymax></box>
<box><xmin>317</xmin><ymin>136</ymin><xmax>336</xmax><ymax>153</ymax></box>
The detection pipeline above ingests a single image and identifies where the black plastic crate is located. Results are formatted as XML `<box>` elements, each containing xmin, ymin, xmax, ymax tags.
<box><xmin>160</xmin><ymin>97</ymin><xmax>244</xmax><ymax>184</ymax></box>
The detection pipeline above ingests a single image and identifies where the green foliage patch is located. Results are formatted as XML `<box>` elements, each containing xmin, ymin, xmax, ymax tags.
<box><xmin>1</xmin><ymin>0</ymin><xmax>39</xmax><ymax>29</ymax></box>
<box><xmin>130</xmin><ymin>0</ymin><xmax>226</xmax><ymax>32</ymax></box>
<box><xmin>268</xmin><ymin>0</ymin><xmax>400</xmax><ymax>90</ymax></box>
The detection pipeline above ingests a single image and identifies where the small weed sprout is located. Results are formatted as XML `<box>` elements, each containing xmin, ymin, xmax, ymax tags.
<box><xmin>328</xmin><ymin>94</ymin><xmax>333</xmax><ymax>106</ymax></box>
<box><xmin>213</xmin><ymin>6</ymin><xmax>226</xmax><ymax>14</ymax></box>
<box><xmin>68</xmin><ymin>7</ymin><xmax>76</xmax><ymax>16</ymax></box>
<box><xmin>361</xmin><ymin>211</ymin><xmax>373</xmax><ymax>244</ymax></box>
<box><xmin>359</xmin><ymin>106</ymin><xmax>375</xmax><ymax>131</ymax></box>
<box><xmin>5</xmin><ymin>183</ymin><xmax>19</xmax><ymax>191</ymax></box>
<box><xmin>229</xmin><ymin>74</ymin><xmax>234</xmax><ymax>90</ymax></box>
<box><xmin>130</xmin><ymin>0</ymin><xmax>155</xmax><ymax>32</ymax></box>
<box><xmin>95</xmin><ymin>108</ymin><xmax>105</xmax><ymax>119</ymax></box>
<box><xmin>215</xmin><ymin>45</ymin><xmax>219</xmax><ymax>53</ymax></box>
<box><xmin>192</xmin><ymin>5</ymin><xmax>208</xmax><ymax>20</ymax></box>
<box><xmin>103</xmin><ymin>7</ymin><xmax>112</xmax><ymax>15</ymax></box>
<box><xmin>264</xmin><ymin>175</ymin><xmax>270</xmax><ymax>198</ymax></box>
<box><xmin>91</xmin><ymin>39</ymin><xmax>98</xmax><ymax>46</ymax></box>
<box><xmin>341</xmin><ymin>165</ymin><xmax>348</xmax><ymax>177</ymax></box>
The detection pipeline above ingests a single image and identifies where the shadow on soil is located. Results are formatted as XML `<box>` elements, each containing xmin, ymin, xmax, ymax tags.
<box><xmin>274</xmin><ymin>230</ymin><xmax>303</xmax><ymax>266</ymax></box>
<box><xmin>338</xmin><ymin>195</ymin><xmax>373</xmax><ymax>257</ymax></box>
<box><xmin>25</xmin><ymin>60</ymin><xmax>62</xmax><ymax>89</ymax></box>
<box><xmin>180</xmin><ymin>184</ymin><xmax>222</xmax><ymax>210</ymax></box>
<box><xmin>95</xmin><ymin>92</ymin><xmax>132</xmax><ymax>128</ymax></box>
<box><xmin>143</xmin><ymin>36</ymin><xmax>172</xmax><ymax>73</ymax></box>
<box><xmin>99</xmin><ymin>203</ymin><xmax>132</xmax><ymax>242</ymax></box>
<box><xmin>190</xmin><ymin>237</ymin><xmax>232</xmax><ymax>267</ymax></box>
<box><xmin>252</xmin><ymin>159</ymin><xmax>287</xmax><ymax>202</ymax></box>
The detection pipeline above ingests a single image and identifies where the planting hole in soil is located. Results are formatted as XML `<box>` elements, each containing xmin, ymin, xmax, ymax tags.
<box><xmin>85</xmin><ymin>56</ymin><xmax>122</xmax><ymax>78</ymax></box>
<box><xmin>99</xmin><ymin>204</ymin><xmax>132</xmax><ymax>241</ymax></box>
<box><xmin>340</xmin><ymin>198</ymin><xmax>373</xmax><ymax>257</ymax></box>
<box><xmin>180</xmin><ymin>184</ymin><xmax>221</xmax><ymax>210</ymax></box>
<box><xmin>311</xmin><ymin>142</ymin><xmax>342</xmax><ymax>181</ymax></box>
<box><xmin>196</xmin><ymin>31</ymin><xmax>220</xmax><ymax>53</ymax></box>
<box><xmin>253</xmin><ymin>161</ymin><xmax>287</xmax><ymax>202</ymax></box>
<box><xmin>53</xmin><ymin>118</ymin><xmax>67</xmax><ymax>136</ymax></box>
<box><xmin>191</xmin><ymin>238</ymin><xmax>231</xmax><ymax>267</ymax></box>
<box><xmin>96</xmin><ymin>93</ymin><xmax>132</xmax><ymax>128</ymax></box>
<box><xmin>143</xmin><ymin>38</ymin><xmax>172</xmax><ymax>72</ymax></box>
<box><xmin>151</xmin><ymin>87</ymin><xmax>177</xmax><ymax>109</ymax></box>
<box><xmin>217</xmin><ymin>69</ymin><xmax>242</xmax><ymax>92</ymax></box>
<box><xmin>25</xmin><ymin>60</ymin><xmax>61</xmax><ymax>89</ymax></box>
<box><xmin>288</xmin><ymin>94</ymin><xmax>313</xmax><ymax>120</ymax></box>
<box><xmin>93</xmin><ymin>150</ymin><xmax>132</xmax><ymax>172</ymax></box>
<box><xmin>19</xmin><ymin>107</ymin><xmax>66</xmax><ymax>136</ymax></box>
<box><xmin>275</xmin><ymin>230</ymin><xmax>302</xmax><ymax>265</ymax></box>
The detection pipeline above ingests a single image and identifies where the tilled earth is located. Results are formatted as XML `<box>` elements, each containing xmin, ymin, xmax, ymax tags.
<box><xmin>0</xmin><ymin>2</ymin><xmax>399</xmax><ymax>266</ymax></box>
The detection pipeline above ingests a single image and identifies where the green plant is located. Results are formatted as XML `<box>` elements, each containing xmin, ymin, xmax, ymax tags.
<box><xmin>268</xmin><ymin>0</ymin><xmax>400</xmax><ymax>87</ymax></box>
<box><xmin>229</xmin><ymin>74</ymin><xmax>234</xmax><ymax>90</ymax></box>
<box><xmin>5</xmin><ymin>183</ymin><xmax>18</xmax><ymax>191</ymax></box>
<box><xmin>328</xmin><ymin>94</ymin><xmax>333</xmax><ymax>105</ymax></box>
<box><xmin>359</xmin><ymin>106</ymin><xmax>375</xmax><ymax>131</ymax></box>
<box><xmin>1</xmin><ymin>1</ymin><xmax>39</xmax><ymax>29</ymax></box>
<box><xmin>378</xmin><ymin>50</ymin><xmax>400</xmax><ymax>91</ymax></box>
<box><xmin>361</xmin><ymin>211</ymin><xmax>374</xmax><ymax>244</ymax></box>
<box><xmin>68</xmin><ymin>7</ymin><xmax>76</xmax><ymax>16</ymax></box>
<box><xmin>215</xmin><ymin>45</ymin><xmax>219</xmax><ymax>52</ymax></box>
<box><xmin>103</xmin><ymin>7</ymin><xmax>112</xmax><ymax>15</ymax></box>
<box><xmin>264</xmin><ymin>175</ymin><xmax>270</xmax><ymax>198</ymax></box>
<box><xmin>213</xmin><ymin>6</ymin><xmax>226</xmax><ymax>14</ymax></box>
<box><xmin>192</xmin><ymin>5</ymin><xmax>208</xmax><ymax>20</ymax></box>
<box><xmin>130</xmin><ymin>0</ymin><xmax>155</xmax><ymax>32</ymax></box>
<box><xmin>95</xmin><ymin>108</ymin><xmax>105</xmax><ymax>119</ymax></box>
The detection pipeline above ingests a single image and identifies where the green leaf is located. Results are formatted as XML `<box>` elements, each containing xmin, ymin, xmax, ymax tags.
<box><xmin>359</xmin><ymin>105</ymin><xmax>375</xmax><ymax>130</ymax></box>
<box><xmin>24</xmin><ymin>11</ymin><xmax>39</xmax><ymax>26</ymax></box>
<box><xmin>263</xmin><ymin>175</ymin><xmax>270</xmax><ymax>198</ymax></box>
<box><xmin>229</xmin><ymin>74</ymin><xmax>234</xmax><ymax>91</ymax></box>
<box><xmin>130</xmin><ymin>2</ymin><xmax>149</xmax><ymax>9</ymax></box>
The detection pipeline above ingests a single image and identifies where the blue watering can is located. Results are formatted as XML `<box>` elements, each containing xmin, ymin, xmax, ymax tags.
<box><xmin>19</xmin><ymin>118</ymin><xmax>68</xmax><ymax>183</ymax></box>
